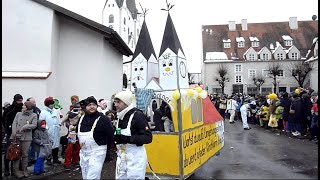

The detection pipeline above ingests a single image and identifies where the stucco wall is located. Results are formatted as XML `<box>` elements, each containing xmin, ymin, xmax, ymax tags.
<box><xmin>2</xmin><ymin>0</ymin><xmax>54</xmax><ymax>71</ymax></box>
<box><xmin>53</xmin><ymin>15</ymin><xmax>123</xmax><ymax>114</ymax></box>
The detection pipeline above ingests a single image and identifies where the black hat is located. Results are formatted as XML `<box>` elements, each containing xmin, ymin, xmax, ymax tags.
<box><xmin>79</xmin><ymin>99</ymin><xmax>86</xmax><ymax>107</ymax></box>
<box><xmin>85</xmin><ymin>96</ymin><xmax>97</xmax><ymax>107</ymax></box>
<box><xmin>14</xmin><ymin>94</ymin><xmax>23</xmax><ymax>101</ymax></box>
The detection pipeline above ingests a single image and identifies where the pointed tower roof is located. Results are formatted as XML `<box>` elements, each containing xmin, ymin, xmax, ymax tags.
<box><xmin>132</xmin><ymin>20</ymin><xmax>157</xmax><ymax>60</ymax></box>
<box><xmin>159</xmin><ymin>13</ymin><xmax>185</xmax><ymax>57</ymax></box>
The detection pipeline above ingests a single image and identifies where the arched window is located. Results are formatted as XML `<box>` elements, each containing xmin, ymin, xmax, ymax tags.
<box><xmin>109</xmin><ymin>14</ymin><xmax>114</xmax><ymax>23</ymax></box>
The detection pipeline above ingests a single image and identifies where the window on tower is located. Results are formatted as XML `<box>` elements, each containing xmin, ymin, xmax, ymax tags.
<box><xmin>109</xmin><ymin>15</ymin><xmax>114</xmax><ymax>23</ymax></box>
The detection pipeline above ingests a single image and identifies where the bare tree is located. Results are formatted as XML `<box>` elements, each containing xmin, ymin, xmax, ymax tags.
<box><xmin>252</xmin><ymin>73</ymin><xmax>265</xmax><ymax>95</ymax></box>
<box><xmin>267</xmin><ymin>62</ymin><xmax>282</xmax><ymax>93</ymax></box>
<box><xmin>287</xmin><ymin>61</ymin><xmax>313</xmax><ymax>88</ymax></box>
<box><xmin>215</xmin><ymin>63</ymin><xmax>229</xmax><ymax>94</ymax></box>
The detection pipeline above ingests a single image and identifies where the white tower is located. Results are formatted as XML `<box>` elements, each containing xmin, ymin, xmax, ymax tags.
<box><xmin>130</xmin><ymin>19</ymin><xmax>158</xmax><ymax>91</ymax></box>
<box><xmin>158</xmin><ymin>13</ymin><xmax>189</xmax><ymax>90</ymax></box>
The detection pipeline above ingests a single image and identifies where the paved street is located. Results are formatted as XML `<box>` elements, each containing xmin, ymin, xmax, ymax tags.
<box><xmin>193</xmin><ymin>120</ymin><xmax>318</xmax><ymax>179</ymax></box>
<box><xmin>2</xmin><ymin>119</ymin><xmax>318</xmax><ymax>179</ymax></box>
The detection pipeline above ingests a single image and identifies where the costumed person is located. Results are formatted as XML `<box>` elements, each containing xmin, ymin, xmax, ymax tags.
<box><xmin>226</xmin><ymin>95</ymin><xmax>238</xmax><ymax>124</ymax></box>
<box><xmin>3</xmin><ymin>94</ymin><xmax>24</xmax><ymax>176</ymax></box>
<box><xmin>61</xmin><ymin>103</ymin><xmax>83</xmax><ymax>170</ymax></box>
<box><xmin>113</xmin><ymin>91</ymin><xmax>153</xmax><ymax>179</ymax></box>
<box><xmin>259</xmin><ymin>102</ymin><xmax>270</xmax><ymax>128</ymax></box>
<box><xmin>10</xmin><ymin>101</ymin><xmax>37</xmax><ymax>178</ymax></box>
<box><xmin>240</xmin><ymin>99</ymin><xmax>251</xmax><ymax>130</ymax></box>
<box><xmin>76</xmin><ymin>96</ymin><xmax>114</xmax><ymax>179</ymax></box>
<box><xmin>33</xmin><ymin>120</ymin><xmax>51</xmax><ymax>175</ymax></box>
<box><xmin>267</xmin><ymin>93</ymin><xmax>279</xmax><ymax>131</ymax></box>
<box><xmin>274</xmin><ymin>100</ymin><xmax>284</xmax><ymax>134</ymax></box>
<box><xmin>39</xmin><ymin>97</ymin><xmax>61</xmax><ymax>165</ymax></box>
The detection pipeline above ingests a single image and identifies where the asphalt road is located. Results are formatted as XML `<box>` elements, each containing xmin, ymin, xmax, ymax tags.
<box><xmin>4</xmin><ymin>119</ymin><xmax>317</xmax><ymax>179</ymax></box>
<box><xmin>192</xmin><ymin>120</ymin><xmax>318</xmax><ymax>179</ymax></box>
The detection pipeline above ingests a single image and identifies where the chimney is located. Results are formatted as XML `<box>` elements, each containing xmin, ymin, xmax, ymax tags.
<box><xmin>270</xmin><ymin>43</ymin><xmax>274</xmax><ymax>50</ymax></box>
<box><xmin>289</xmin><ymin>17</ymin><xmax>298</xmax><ymax>30</ymax></box>
<box><xmin>241</xmin><ymin>19</ymin><xmax>247</xmax><ymax>31</ymax></box>
<box><xmin>228</xmin><ymin>21</ymin><xmax>236</xmax><ymax>31</ymax></box>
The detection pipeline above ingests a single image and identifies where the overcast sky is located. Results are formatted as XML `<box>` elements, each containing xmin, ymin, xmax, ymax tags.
<box><xmin>48</xmin><ymin>0</ymin><xmax>318</xmax><ymax>73</ymax></box>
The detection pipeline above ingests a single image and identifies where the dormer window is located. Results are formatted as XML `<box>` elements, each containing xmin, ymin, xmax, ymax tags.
<box><xmin>249</xmin><ymin>37</ymin><xmax>259</xmax><ymax>48</ymax></box>
<box><xmin>262</xmin><ymin>53</ymin><xmax>269</xmax><ymax>60</ymax></box>
<box><xmin>291</xmin><ymin>52</ymin><xmax>298</xmax><ymax>60</ymax></box>
<box><xmin>282</xmin><ymin>35</ymin><xmax>293</xmax><ymax>46</ymax></box>
<box><xmin>223</xmin><ymin>39</ymin><xmax>231</xmax><ymax>48</ymax></box>
<box><xmin>277</xmin><ymin>53</ymin><xmax>284</xmax><ymax>60</ymax></box>
<box><xmin>248</xmin><ymin>54</ymin><xmax>255</xmax><ymax>61</ymax></box>
<box><xmin>236</xmin><ymin>37</ymin><xmax>245</xmax><ymax>48</ymax></box>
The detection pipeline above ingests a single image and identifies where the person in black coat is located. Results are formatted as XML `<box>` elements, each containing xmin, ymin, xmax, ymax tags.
<box><xmin>280</xmin><ymin>92</ymin><xmax>291</xmax><ymax>132</ymax></box>
<box><xmin>2</xmin><ymin>94</ymin><xmax>24</xmax><ymax>176</ymax></box>
<box><xmin>113</xmin><ymin>90</ymin><xmax>152</xmax><ymax>179</ymax></box>
<box><xmin>291</xmin><ymin>93</ymin><xmax>303</xmax><ymax>136</ymax></box>
<box><xmin>153</xmin><ymin>101</ymin><xmax>166</xmax><ymax>131</ymax></box>
<box><xmin>75</xmin><ymin>96</ymin><xmax>114</xmax><ymax>179</ymax></box>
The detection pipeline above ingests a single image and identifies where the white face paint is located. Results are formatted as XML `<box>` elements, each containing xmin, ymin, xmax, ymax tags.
<box><xmin>132</xmin><ymin>59</ymin><xmax>145</xmax><ymax>81</ymax></box>
<box><xmin>131</xmin><ymin>56</ymin><xmax>147</xmax><ymax>89</ymax></box>
<box><xmin>161</xmin><ymin>57</ymin><xmax>174</xmax><ymax>76</ymax></box>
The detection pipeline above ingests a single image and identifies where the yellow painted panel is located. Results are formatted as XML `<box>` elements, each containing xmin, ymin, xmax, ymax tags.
<box><xmin>182</xmin><ymin>122</ymin><xmax>224</xmax><ymax>175</ymax></box>
<box><xmin>145</xmin><ymin>134</ymin><xmax>180</xmax><ymax>176</ymax></box>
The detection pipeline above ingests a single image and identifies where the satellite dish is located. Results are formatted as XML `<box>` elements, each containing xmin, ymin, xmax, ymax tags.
<box><xmin>312</xmin><ymin>15</ymin><xmax>317</xmax><ymax>21</ymax></box>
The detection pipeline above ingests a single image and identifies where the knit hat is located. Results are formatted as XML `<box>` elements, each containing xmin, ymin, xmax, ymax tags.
<box><xmin>85</xmin><ymin>96</ymin><xmax>98</xmax><ymax>107</ymax></box>
<box><xmin>14</xmin><ymin>94</ymin><xmax>23</xmax><ymax>101</ymax></box>
<box><xmin>40</xmin><ymin>120</ymin><xmax>46</xmax><ymax>127</ymax></box>
<box><xmin>24</xmin><ymin>101</ymin><xmax>35</xmax><ymax>110</ymax></box>
<box><xmin>114</xmin><ymin>91</ymin><xmax>133</xmax><ymax>106</ymax></box>
<box><xmin>44</xmin><ymin>97</ymin><xmax>54</xmax><ymax>106</ymax></box>
<box><xmin>311</xmin><ymin>92</ymin><xmax>318</xmax><ymax>97</ymax></box>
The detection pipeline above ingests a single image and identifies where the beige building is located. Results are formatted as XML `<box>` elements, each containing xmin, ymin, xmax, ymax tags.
<box><xmin>202</xmin><ymin>18</ymin><xmax>318</xmax><ymax>96</ymax></box>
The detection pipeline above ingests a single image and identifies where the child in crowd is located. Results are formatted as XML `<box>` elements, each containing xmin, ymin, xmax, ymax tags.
<box><xmin>33</xmin><ymin>120</ymin><xmax>51</xmax><ymax>175</ymax></box>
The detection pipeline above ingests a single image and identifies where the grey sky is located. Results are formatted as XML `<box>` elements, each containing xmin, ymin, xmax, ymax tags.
<box><xmin>48</xmin><ymin>0</ymin><xmax>318</xmax><ymax>73</ymax></box>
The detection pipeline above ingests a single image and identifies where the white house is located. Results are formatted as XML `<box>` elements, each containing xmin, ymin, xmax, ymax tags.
<box><xmin>2</xmin><ymin>0</ymin><xmax>133</xmax><ymax>114</ymax></box>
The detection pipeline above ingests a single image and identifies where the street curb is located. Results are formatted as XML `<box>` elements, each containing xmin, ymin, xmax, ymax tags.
<box><xmin>26</xmin><ymin>168</ymin><xmax>67</xmax><ymax>180</ymax></box>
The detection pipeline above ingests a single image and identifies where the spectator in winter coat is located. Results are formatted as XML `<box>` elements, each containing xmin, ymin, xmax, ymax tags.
<box><xmin>75</xmin><ymin>96</ymin><xmax>114</xmax><ymax>179</ymax></box>
<box><xmin>105</xmin><ymin>110</ymin><xmax>117</xmax><ymax>162</ymax></box>
<box><xmin>33</xmin><ymin>120</ymin><xmax>51</xmax><ymax>175</ymax></box>
<box><xmin>280</xmin><ymin>92</ymin><xmax>291</xmax><ymax>132</ymax></box>
<box><xmin>113</xmin><ymin>90</ymin><xmax>152</xmax><ymax>179</ymax></box>
<box><xmin>39</xmin><ymin>97</ymin><xmax>61</xmax><ymax>165</ymax></box>
<box><xmin>26</xmin><ymin>97</ymin><xmax>41</xmax><ymax>166</ymax></box>
<box><xmin>291</xmin><ymin>93</ymin><xmax>303</xmax><ymax>136</ymax></box>
<box><xmin>10</xmin><ymin>101</ymin><xmax>37</xmax><ymax>178</ymax></box>
<box><xmin>301</xmin><ymin>93</ymin><xmax>312</xmax><ymax>134</ymax></box>
<box><xmin>3</xmin><ymin>94</ymin><xmax>24</xmax><ymax>177</ymax></box>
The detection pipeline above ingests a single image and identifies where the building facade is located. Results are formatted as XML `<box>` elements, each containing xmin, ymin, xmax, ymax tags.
<box><xmin>102</xmin><ymin>0</ymin><xmax>142</xmax><ymax>85</ymax></box>
<box><xmin>202</xmin><ymin>17</ymin><xmax>318</xmax><ymax>95</ymax></box>
<box><xmin>2</xmin><ymin>0</ymin><xmax>132</xmax><ymax>114</ymax></box>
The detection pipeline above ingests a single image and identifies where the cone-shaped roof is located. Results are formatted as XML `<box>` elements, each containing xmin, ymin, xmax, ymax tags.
<box><xmin>159</xmin><ymin>13</ymin><xmax>185</xmax><ymax>57</ymax></box>
<box><xmin>132</xmin><ymin>20</ymin><xmax>157</xmax><ymax>60</ymax></box>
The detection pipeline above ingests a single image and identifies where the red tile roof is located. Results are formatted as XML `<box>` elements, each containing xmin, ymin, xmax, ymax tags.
<box><xmin>202</xmin><ymin>20</ymin><xmax>318</xmax><ymax>60</ymax></box>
